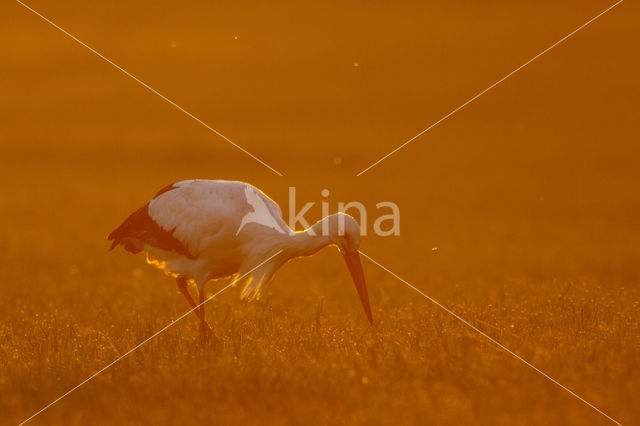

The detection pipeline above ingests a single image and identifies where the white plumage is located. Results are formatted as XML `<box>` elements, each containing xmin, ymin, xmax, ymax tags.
<box><xmin>108</xmin><ymin>179</ymin><xmax>372</xmax><ymax>342</ymax></box>
<box><xmin>235</xmin><ymin>185</ymin><xmax>291</xmax><ymax>237</ymax></box>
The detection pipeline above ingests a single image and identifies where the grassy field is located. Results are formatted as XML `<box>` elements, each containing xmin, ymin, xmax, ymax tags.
<box><xmin>2</xmin><ymin>0</ymin><xmax>640</xmax><ymax>425</ymax></box>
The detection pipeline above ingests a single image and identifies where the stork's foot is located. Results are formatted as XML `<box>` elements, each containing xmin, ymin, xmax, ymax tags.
<box><xmin>200</xmin><ymin>322</ymin><xmax>213</xmax><ymax>344</ymax></box>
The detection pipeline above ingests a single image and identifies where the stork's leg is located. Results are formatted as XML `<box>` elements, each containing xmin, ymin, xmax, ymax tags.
<box><xmin>176</xmin><ymin>277</ymin><xmax>199</xmax><ymax>316</ymax></box>
<box><xmin>198</xmin><ymin>288</ymin><xmax>213</xmax><ymax>343</ymax></box>
<box><xmin>176</xmin><ymin>277</ymin><xmax>211</xmax><ymax>343</ymax></box>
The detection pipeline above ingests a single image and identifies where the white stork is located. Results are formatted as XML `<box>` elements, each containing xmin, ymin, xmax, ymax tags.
<box><xmin>107</xmin><ymin>180</ymin><xmax>373</xmax><ymax>342</ymax></box>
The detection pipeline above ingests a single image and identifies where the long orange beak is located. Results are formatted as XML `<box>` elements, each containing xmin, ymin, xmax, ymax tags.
<box><xmin>343</xmin><ymin>250</ymin><xmax>373</xmax><ymax>324</ymax></box>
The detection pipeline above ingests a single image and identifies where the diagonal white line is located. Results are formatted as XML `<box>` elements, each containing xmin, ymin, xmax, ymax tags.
<box><xmin>356</xmin><ymin>0</ymin><xmax>624</xmax><ymax>176</ymax></box>
<box><xmin>358</xmin><ymin>250</ymin><xmax>622</xmax><ymax>425</ymax></box>
<box><xmin>18</xmin><ymin>250</ymin><xmax>283</xmax><ymax>426</ymax></box>
<box><xmin>15</xmin><ymin>0</ymin><xmax>284</xmax><ymax>177</ymax></box>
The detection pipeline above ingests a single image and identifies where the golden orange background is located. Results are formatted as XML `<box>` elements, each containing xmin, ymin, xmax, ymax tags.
<box><xmin>1</xmin><ymin>0</ymin><xmax>638</xmax><ymax>424</ymax></box>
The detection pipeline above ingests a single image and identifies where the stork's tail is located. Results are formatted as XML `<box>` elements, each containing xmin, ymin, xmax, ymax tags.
<box><xmin>106</xmin><ymin>206</ymin><xmax>147</xmax><ymax>254</ymax></box>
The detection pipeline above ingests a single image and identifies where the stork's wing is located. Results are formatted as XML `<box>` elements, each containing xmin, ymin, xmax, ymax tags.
<box><xmin>107</xmin><ymin>203</ymin><xmax>196</xmax><ymax>258</ymax></box>
<box><xmin>109</xmin><ymin>180</ymin><xmax>288</xmax><ymax>258</ymax></box>
<box><xmin>143</xmin><ymin>180</ymin><xmax>256</xmax><ymax>255</ymax></box>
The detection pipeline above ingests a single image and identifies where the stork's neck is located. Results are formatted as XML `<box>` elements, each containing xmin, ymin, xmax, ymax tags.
<box><xmin>284</xmin><ymin>224</ymin><xmax>334</xmax><ymax>258</ymax></box>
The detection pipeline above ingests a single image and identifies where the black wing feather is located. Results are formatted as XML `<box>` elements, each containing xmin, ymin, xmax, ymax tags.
<box><xmin>107</xmin><ymin>202</ymin><xmax>198</xmax><ymax>259</ymax></box>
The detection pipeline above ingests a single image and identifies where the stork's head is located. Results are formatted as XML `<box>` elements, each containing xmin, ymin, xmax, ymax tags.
<box><xmin>320</xmin><ymin>213</ymin><xmax>361</xmax><ymax>251</ymax></box>
<box><xmin>313</xmin><ymin>213</ymin><xmax>373</xmax><ymax>324</ymax></box>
